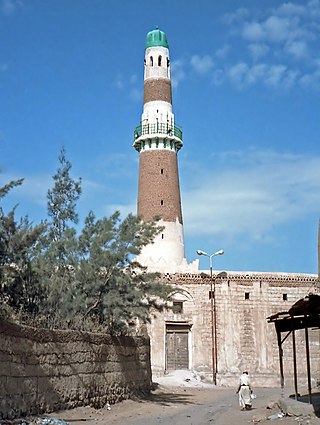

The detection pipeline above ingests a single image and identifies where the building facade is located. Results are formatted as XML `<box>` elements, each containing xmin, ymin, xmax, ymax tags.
<box><xmin>149</xmin><ymin>272</ymin><xmax>319</xmax><ymax>387</ymax></box>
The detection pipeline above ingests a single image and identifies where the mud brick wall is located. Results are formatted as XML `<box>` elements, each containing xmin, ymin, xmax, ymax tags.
<box><xmin>0</xmin><ymin>320</ymin><xmax>152</xmax><ymax>420</ymax></box>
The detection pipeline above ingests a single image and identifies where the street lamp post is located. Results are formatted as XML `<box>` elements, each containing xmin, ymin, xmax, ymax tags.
<box><xmin>196</xmin><ymin>249</ymin><xmax>224</xmax><ymax>385</ymax></box>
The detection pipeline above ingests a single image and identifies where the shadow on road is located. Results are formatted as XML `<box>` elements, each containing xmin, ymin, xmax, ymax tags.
<box><xmin>131</xmin><ymin>384</ymin><xmax>198</xmax><ymax>408</ymax></box>
<box><xmin>291</xmin><ymin>392</ymin><xmax>320</xmax><ymax>418</ymax></box>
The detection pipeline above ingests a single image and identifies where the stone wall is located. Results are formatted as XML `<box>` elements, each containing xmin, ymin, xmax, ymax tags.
<box><xmin>148</xmin><ymin>271</ymin><xmax>320</xmax><ymax>388</ymax></box>
<box><xmin>0</xmin><ymin>320</ymin><xmax>152</xmax><ymax>420</ymax></box>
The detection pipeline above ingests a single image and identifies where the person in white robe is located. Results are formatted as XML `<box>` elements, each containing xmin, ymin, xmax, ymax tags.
<box><xmin>236</xmin><ymin>371</ymin><xmax>253</xmax><ymax>410</ymax></box>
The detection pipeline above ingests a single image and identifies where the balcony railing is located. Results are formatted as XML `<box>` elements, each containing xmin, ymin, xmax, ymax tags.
<box><xmin>134</xmin><ymin>122</ymin><xmax>182</xmax><ymax>140</ymax></box>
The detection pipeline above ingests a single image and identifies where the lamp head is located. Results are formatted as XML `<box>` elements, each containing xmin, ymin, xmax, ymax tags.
<box><xmin>214</xmin><ymin>250</ymin><xmax>224</xmax><ymax>256</ymax></box>
<box><xmin>196</xmin><ymin>250</ymin><xmax>208</xmax><ymax>256</ymax></box>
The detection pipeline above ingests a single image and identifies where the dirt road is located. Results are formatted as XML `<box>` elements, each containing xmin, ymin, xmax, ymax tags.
<box><xmin>49</xmin><ymin>372</ymin><xmax>320</xmax><ymax>425</ymax></box>
<box><xmin>50</xmin><ymin>371</ymin><xmax>320</xmax><ymax>425</ymax></box>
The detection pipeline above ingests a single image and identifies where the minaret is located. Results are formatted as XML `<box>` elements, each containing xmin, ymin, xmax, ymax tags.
<box><xmin>133</xmin><ymin>28</ymin><xmax>197</xmax><ymax>273</ymax></box>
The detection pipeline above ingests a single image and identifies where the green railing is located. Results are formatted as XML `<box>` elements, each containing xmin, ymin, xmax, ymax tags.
<box><xmin>134</xmin><ymin>122</ymin><xmax>182</xmax><ymax>140</ymax></box>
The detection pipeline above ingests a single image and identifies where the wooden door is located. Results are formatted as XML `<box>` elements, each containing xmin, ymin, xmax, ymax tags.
<box><xmin>166</xmin><ymin>329</ymin><xmax>189</xmax><ymax>370</ymax></box>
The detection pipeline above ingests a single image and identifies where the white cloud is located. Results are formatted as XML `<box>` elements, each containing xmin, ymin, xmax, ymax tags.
<box><xmin>171</xmin><ymin>59</ymin><xmax>186</xmax><ymax>88</ymax></box>
<box><xmin>282</xmin><ymin>69</ymin><xmax>300</xmax><ymax>88</ymax></box>
<box><xmin>264</xmin><ymin>64</ymin><xmax>287</xmax><ymax>86</ymax></box>
<box><xmin>190</xmin><ymin>54</ymin><xmax>214</xmax><ymax>74</ymax></box>
<box><xmin>114</xmin><ymin>73</ymin><xmax>142</xmax><ymax>102</ymax></box>
<box><xmin>228</xmin><ymin>62</ymin><xmax>249</xmax><ymax>88</ymax></box>
<box><xmin>129</xmin><ymin>87</ymin><xmax>142</xmax><ymax>102</ymax></box>
<box><xmin>285</xmin><ymin>40</ymin><xmax>309</xmax><ymax>58</ymax></box>
<box><xmin>248</xmin><ymin>43</ymin><xmax>270</xmax><ymax>60</ymax></box>
<box><xmin>299</xmin><ymin>68</ymin><xmax>320</xmax><ymax>89</ymax></box>
<box><xmin>308</xmin><ymin>0</ymin><xmax>320</xmax><ymax>17</ymax></box>
<box><xmin>130</xmin><ymin>74</ymin><xmax>138</xmax><ymax>84</ymax></box>
<box><xmin>242</xmin><ymin>21</ymin><xmax>265</xmax><ymax>42</ymax></box>
<box><xmin>247</xmin><ymin>63</ymin><xmax>268</xmax><ymax>84</ymax></box>
<box><xmin>277</xmin><ymin>2</ymin><xmax>306</xmax><ymax>17</ymax></box>
<box><xmin>242</xmin><ymin>14</ymin><xmax>309</xmax><ymax>46</ymax></box>
<box><xmin>1</xmin><ymin>0</ymin><xmax>22</xmax><ymax>16</ymax></box>
<box><xmin>227</xmin><ymin>61</ymin><xmax>299</xmax><ymax>89</ymax></box>
<box><xmin>115</xmin><ymin>74</ymin><xmax>125</xmax><ymax>90</ymax></box>
<box><xmin>222</xmin><ymin>8</ymin><xmax>249</xmax><ymax>25</ymax></box>
<box><xmin>218</xmin><ymin>0</ymin><xmax>320</xmax><ymax>89</ymax></box>
<box><xmin>215</xmin><ymin>45</ymin><xmax>230</xmax><ymax>59</ymax></box>
<box><xmin>212</xmin><ymin>69</ymin><xmax>225</xmax><ymax>86</ymax></box>
<box><xmin>263</xmin><ymin>15</ymin><xmax>295</xmax><ymax>43</ymax></box>
<box><xmin>0</xmin><ymin>172</ymin><xmax>50</xmax><ymax>207</ymax></box>
<box><xmin>183</xmin><ymin>150</ymin><xmax>320</xmax><ymax>241</ymax></box>
<box><xmin>102</xmin><ymin>202</ymin><xmax>135</xmax><ymax>219</ymax></box>
<box><xmin>0</xmin><ymin>167</ymin><xmax>137</xmax><ymax>223</ymax></box>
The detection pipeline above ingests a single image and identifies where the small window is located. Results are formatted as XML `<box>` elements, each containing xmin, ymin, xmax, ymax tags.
<box><xmin>160</xmin><ymin>200</ymin><xmax>164</xmax><ymax>205</ymax></box>
<box><xmin>161</xmin><ymin>168</ymin><xmax>164</xmax><ymax>174</ymax></box>
<box><xmin>161</xmin><ymin>233</ymin><xmax>164</xmax><ymax>239</ymax></box>
<box><xmin>245</xmin><ymin>292</ymin><xmax>250</xmax><ymax>300</ymax></box>
<box><xmin>283</xmin><ymin>293</ymin><xmax>287</xmax><ymax>301</ymax></box>
<box><xmin>209</xmin><ymin>290</ymin><xmax>214</xmax><ymax>299</ymax></box>
<box><xmin>158</xmin><ymin>55</ymin><xmax>162</xmax><ymax>66</ymax></box>
<box><xmin>167</xmin><ymin>58</ymin><xmax>170</xmax><ymax>67</ymax></box>
<box><xmin>150</xmin><ymin>56</ymin><xmax>153</xmax><ymax>66</ymax></box>
<box><xmin>173</xmin><ymin>301</ymin><xmax>183</xmax><ymax>314</ymax></box>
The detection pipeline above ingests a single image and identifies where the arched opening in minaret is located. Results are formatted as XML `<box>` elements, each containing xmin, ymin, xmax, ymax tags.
<box><xmin>161</xmin><ymin>168</ymin><xmax>164</xmax><ymax>174</ymax></box>
<box><xmin>160</xmin><ymin>200</ymin><xmax>164</xmax><ymax>205</ymax></box>
<box><xmin>158</xmin><ymin>55</ymin><xmax>162</xmax><ymax>66</ymax></box>
<box><xmin>150</xmin><ymin>56</ymin><xmax>153</xmax><ymax>66</ymax></box>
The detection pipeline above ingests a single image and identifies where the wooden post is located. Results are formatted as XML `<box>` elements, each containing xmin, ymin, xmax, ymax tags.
<box><xmin>277</xmin><ymin>328</ymin><xmax>285</xmax><ymax>396</ymax></box>
<box><xmin>304</xmin><ymin>319</ymin><xmax>312</xmax><ymax>404</ymax></box>
<box><xmin>292</xmin><ymin>328</ymin><xmax>298</xmax><ymax>399</ymax></box>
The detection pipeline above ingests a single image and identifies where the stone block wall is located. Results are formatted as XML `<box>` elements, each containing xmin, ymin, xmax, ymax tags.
<box><xmin>0</xmin><ymin>320</ymin><xmax>152</xmax><ymax>420</ymax></box>
<box><xmin>148</xmin><ymin>271</ymin><xmax>320</xmax><ymax>389</ymax></box>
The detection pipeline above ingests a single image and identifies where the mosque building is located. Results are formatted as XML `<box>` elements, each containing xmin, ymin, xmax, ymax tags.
<box><xmin>133</xmin><ymin>28</ymin><xmax>319</xmax><ymax>387</ymax></box>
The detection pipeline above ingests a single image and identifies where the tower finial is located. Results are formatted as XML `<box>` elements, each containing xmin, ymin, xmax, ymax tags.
<box><xmin>145</xmin><ymin>27</ymin><xmax>169</xmax><ymax>48</ymax></box>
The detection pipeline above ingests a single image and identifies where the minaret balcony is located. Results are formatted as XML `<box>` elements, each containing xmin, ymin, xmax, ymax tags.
<box><xmin>133</xmin><ymin>122</ymin><xmax>183</xmax><ymax>152</ymax></box>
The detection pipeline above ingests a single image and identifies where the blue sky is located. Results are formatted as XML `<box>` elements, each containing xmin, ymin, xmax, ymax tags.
<box><xmin>1</xmin><ymin>0</ymin><xmax>319</xmax><ymax>274</ymax></box>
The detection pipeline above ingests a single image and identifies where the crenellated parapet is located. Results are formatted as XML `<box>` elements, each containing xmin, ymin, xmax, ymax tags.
<box><xmin>161</xmin><ymin>271</ymin><xmax>318</xmax><ymax>285</ymax></box>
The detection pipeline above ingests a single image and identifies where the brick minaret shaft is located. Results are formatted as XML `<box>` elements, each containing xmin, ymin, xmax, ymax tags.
<box><xmin>133</xmin><ymin>28</ymin><xmax>185</xmax><ymax>271</ymax></box>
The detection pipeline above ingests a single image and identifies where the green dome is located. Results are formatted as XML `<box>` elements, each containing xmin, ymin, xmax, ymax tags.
<box><xmin>146</xmin><ymin>27</ymin><xmax>169</xmax><ymax>48</ymax></box>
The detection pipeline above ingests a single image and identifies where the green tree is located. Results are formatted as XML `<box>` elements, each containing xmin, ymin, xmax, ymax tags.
<box><xmin>0</xmin><ymin>179</ymin><xmax>45</xmax><ymax>316</ymax></box>
<box><xmin>0</xmin><ymin>178</ymin><xmax>24</xmax><ymax>199</ymax></box>
<box><xmin>68</xmin><ymin>211</ymin><xmax>173</xmax><ymax>334</ymax></box>
<box><xmin>46</xmin><ymin>146</ymin><xmax>81</xmax><ymax>266</ymax></box>
<box><xmin>1</xmin><ymin>154</ymin><xmax>175</xmax><ymax>333</ymax></box>
<box><xmin>36</xmin><ymin>147</ymin><xmax>82</xmax><ymax>326</ymax></box>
